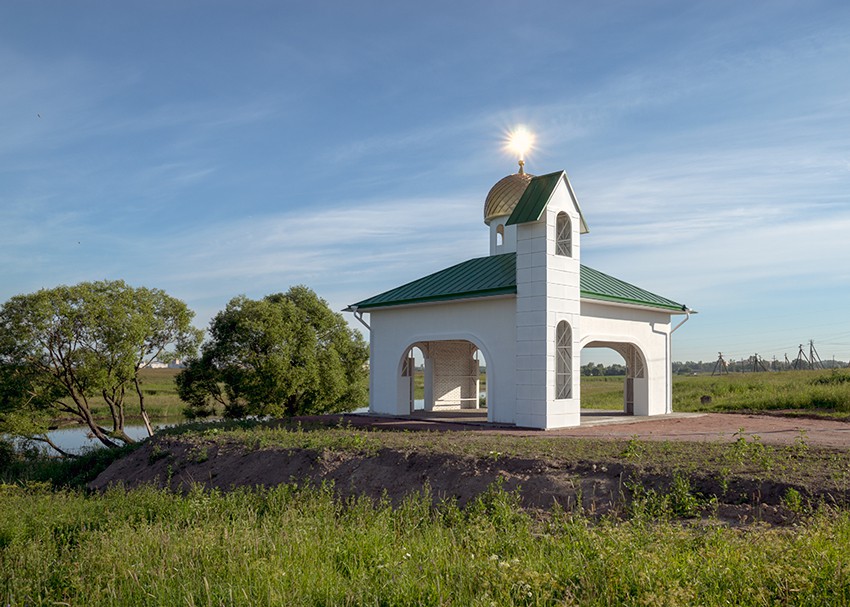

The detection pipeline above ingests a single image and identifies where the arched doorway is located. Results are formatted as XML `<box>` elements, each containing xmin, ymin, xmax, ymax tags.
<box><xmin>400</xmin><ymin>344</ymin><xmax>427</xmax><ymax>413</ymax></box>
<box><xmin>580</xmin><ymin>341</ymin><xmax>648</xmax><ymax>415</ymax></box>
<box><xmin>398</xmin><ymin>339</ymin><xmax>487</xmax><ymax>415</ymax></box>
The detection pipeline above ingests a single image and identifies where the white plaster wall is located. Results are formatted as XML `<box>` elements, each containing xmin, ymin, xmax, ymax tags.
<box><xmin>515</xmin><ymin>218</ymin><xmax>549</xmax><ymax>428</ymax></box>
<box><xmin>579</xmin><ymin>301</ymin><xmax>676</xmax><ymax>416</ymax></box>
<box><xmin>489</xmin><ymin>217</ymin><xmax>518</xmax><ymax>255</ymax></box>
<box><xmin>515</xmin><ymin>177</ymin><xmax>583</xmax><ymax>429</ymax></box>
<box><xmin>367</xmin><ymin>297</ymin><xmax>517</xmax><ymax>423</ymax></box>
<box><xmin>543</xmin><ymin>181</ymin><xmax>583</xmax><ymax>428</ymax></box>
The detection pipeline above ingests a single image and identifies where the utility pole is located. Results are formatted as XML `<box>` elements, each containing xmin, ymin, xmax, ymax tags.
<box><xmin>809</xmin><ymin>340</ymin><xmax>823</xmax><ymax>370</ymax></box>
<box><xmin>794</xmin><ymin>344</ymin><xmax>810</xmax><ymax>370</ymax></box>
<box><xmin>712</xmin><ymin>352</ymin><xmax>728</xmax><ymax>376</ymax></box>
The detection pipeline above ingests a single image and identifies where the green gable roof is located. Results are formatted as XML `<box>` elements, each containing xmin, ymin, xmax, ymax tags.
<box><xmin>580</xmin><ymin>265</ymin><xmax>686</xmax><ymax>312</ymax></box>
<box><xmin>505</xmin><ymin>171</ymin><xmax>589</xmax><ymax>232</ymax></box>
<box><xmin>349</xmin><ymin>253</ymin><xmax>687</xmax><ymax>313</ymax></box>
<box><xmin>349</xmin><ymin>253</ymin><xmax>517</xmax><ymax>310</ymax></box>
<box><xmin>505</xmin><ymin>171</ymin><xmax>563</xmax><ymax>225</ymax></box>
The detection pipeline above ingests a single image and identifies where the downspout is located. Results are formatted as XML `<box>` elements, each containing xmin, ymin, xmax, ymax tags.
<box><xmin>666</xmin><ymin>308</ymin><xmax>692</xmax><ymax>414</ymax></box>
<box><xmin>671</xmin><ymin>308</ymin><xmax>691</xmax><ymax>334</ymax></box>
<box><xmin>346</xmin><ymin>304</ymin><xmax>372</xmax><ymax>414</ymax></box>
<box><xmin>347</xmin><ymin>305</ymin><xmax>371</xmax><ymax>332</ymax></box>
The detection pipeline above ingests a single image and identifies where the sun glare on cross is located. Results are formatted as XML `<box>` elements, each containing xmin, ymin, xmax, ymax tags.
<box><xmin>505</xmin><ymin>126</ymin><xmax>535</xmax><ymax>173</ymax></box>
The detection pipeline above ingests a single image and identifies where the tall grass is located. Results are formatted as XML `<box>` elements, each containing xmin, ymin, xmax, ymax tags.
<box><xmin>1</xmin><ymin>482</ymin><xmax>849</xmax><ymax>606</ymax></box>
<box><xmin>673</xmin><ymin>369</ymin><xmax>850</xmax><ymax>414</ymax></box>
<box><xmin>0</xmin><ymin>443</ymin><xmax>135</xmax><ymax>487</ymax></box>
<box><xmin>580</xmin><ymin>370</ymin><xmax>850</xmax><ymax>414</ymax></box>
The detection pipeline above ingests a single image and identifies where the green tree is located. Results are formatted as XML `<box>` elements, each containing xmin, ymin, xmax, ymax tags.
<box><xmin>177</xmin><ymin>286</ymin><xmax>368</xmax><ymax>418</ymax></box>
<box><xmin>0</xmin><ymin>281</ymin><xmax>202</xmax><ymax>454</ymax></box>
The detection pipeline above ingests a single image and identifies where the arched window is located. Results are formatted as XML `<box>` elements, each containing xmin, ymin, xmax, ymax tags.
<box><xmin>496</xmin><ymin>224</ymin><xmax>504</xmax><ymax>247</ymax></box>
<box><xmin>556</xmin><ymin>321</ymin><xmax>572</xmax><ymax>399</ymax></box>
<box><xmin>556</xmin><ymin>212</ymin><xmax>571</xmax><ymax>257</ymax></box>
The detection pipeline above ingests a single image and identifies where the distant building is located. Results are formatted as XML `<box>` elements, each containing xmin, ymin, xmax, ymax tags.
<box><xmin>144</xmin><ymin>359</ymin><xmax>185</xmax><ymax>369</ymax></box>
<box><xmin>347</xmin><ymin>163</ymin><xmax>693</xmax><ymax>429</ymax></box>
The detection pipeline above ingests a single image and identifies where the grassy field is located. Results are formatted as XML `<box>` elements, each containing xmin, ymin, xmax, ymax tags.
<box><xmin>1</xmin><ymin>481</ymin><xmax>849</xmax><ymax>606</ymax></box>
<box><xmin>579</xmin><ymin>375</ymin><xmax>628</xmax><ymax>410</ymax></box>
<box><xmin>3</xmin><ymin>406</ymin><xmax>850</xmax><ymax>605</ymax></box>
<box><xmin>12</xmin><ymin>367</ymin><xmax>848</xmax><ymax>604</ymax></box>
<box><xmin>582</xmin><ymin>369</ymin><xmax>850</xmax><ymax>414</ymax></box>
<box><xmin>80</xmin><ymin>368</ymin><xmax>186</xmax><ymax>424</ymax></box>
<box><xmin>672</xmin><ymin>369</ymin><xmax>850</xmax><ymax>414</ymax></box>
<box><xmin>76</xmin><ymin>367</ymin><xmax>850</xmax><ymax>424</ymax></box>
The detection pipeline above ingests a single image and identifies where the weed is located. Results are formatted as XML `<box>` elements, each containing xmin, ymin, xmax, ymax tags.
<box><xmin>668</xmin><ymin>473</ymin><xmax>701</xmax><ymax>518</ymax></box>
<box><xmin>792</xmin><ymin>429</ymin><xmax>809</xmax><ymax>456</ymax></box>
<box><xmin>627</xmin><ymin>473</ymin><xmax>702</xmax><ymax>520</ymax></box>
<box><xmin>622</xmin><ymin>435</ymin><xmax>646</xmax><ymax>461</ymax></box>
<box><xmin>188</xmin><ymin>444</ymin><xmax>209</xmax><ymax>464</ymax></box>
<box><xmin>148</xmin><ymin>444</ymin><xmax>169</xmax><ymax>464</ymax></box>
<box><xmin>716</xmin><ymin>467</ymin><xmax>731</xmax><ymax>496</ymax></box>
<box><xmin>781</xmin><ymin>487</ymin><xmax>806</xmax><ymax>515</ymax></box>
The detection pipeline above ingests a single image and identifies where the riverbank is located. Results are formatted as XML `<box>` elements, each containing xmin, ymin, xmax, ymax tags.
<box><xmin>4</xmin><ymin>415</ymin><xmax>850</xmax><ymax>605</ymax></box>
<box><xmin>85</xmin><ymin>414</ymin><xmax>850</xmax><ymax>525</ymax></box>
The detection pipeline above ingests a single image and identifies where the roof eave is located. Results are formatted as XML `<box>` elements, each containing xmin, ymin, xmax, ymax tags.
<box><xmin>561</xmin><ymin>171</ymin><xmax>590</xmax><ymax>234</ymax></box>
<box><xmin>353</xmin><ymin>290</ymin><xmax>517</xmax><ymax>312</ymax></box>
<box><xmin>580</xmin><ymin>294</ymin><xmax>692</xmax><ymax>314</ymax></box>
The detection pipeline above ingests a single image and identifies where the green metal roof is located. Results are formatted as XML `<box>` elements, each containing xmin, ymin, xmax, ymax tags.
<box><xmin>349</xmin><ymin>253</ymin><xmax>687</xmax><ymax>313</ymax></box>
<box><xmin>580</xmin><ymin>265</ymin><xmax>686</xmax><ymax>312</ymax></box>
<box><xmin>349</xmin><ymin>253</ymin><xmax>517</xmax><ymax>310</ymax></box>
<box><xmin>505</xmin><ymin>171</ymin><xmax>563</xmax><ymax>225</ymax></box>
<box><xmin>505</xmin><ymin>171</ymin><xmax>590</xmax><ymax>232</ymax></box>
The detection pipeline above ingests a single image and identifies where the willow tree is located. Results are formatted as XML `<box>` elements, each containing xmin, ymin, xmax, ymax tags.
<box><xmin>177</xmin><ymin>286</ymin><xmax>368</xmax><ymax>419</ymax></box>
<box><xmin>0</xmin><ymin>281</ymin><xmax>202</xmax><ymax>454</ymax></box>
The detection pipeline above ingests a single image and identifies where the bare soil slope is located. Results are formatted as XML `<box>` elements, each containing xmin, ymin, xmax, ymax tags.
<box><xmin>89</xmin><ymin>412</ymin><xmax>850</xmax><ymax>525</ymax></box>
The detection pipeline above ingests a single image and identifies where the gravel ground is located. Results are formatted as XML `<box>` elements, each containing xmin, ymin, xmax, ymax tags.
<box><xmin>329</xmin><ymin>411</ymin><xmax>850</xmax><ymax>448</ymax></box>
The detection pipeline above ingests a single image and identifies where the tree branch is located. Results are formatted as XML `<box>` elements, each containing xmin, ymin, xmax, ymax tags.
<box><xmin>28</xmin><ymin>434</ymin><xmax>79</xmax><ymax>459</ymax></box>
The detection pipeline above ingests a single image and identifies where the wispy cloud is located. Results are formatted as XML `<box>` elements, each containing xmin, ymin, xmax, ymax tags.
<box><xmin>65</xmin><ymin>193</ymin><xmax>483</xmax><ymax>324</ymax></box>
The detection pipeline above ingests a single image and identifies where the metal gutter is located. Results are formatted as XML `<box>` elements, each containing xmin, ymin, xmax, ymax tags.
<box><xmin>344</xmin><ymin>305</ymin><xmax>371</xmax><ymax>331</ymax></box>
<box><xmin>671</xmin><ymin>308</ymin><xmax>693</xmax><ymax>333</ymax></box>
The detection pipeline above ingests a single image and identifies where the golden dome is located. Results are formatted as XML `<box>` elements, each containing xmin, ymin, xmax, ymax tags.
<box><xmin>483</xmin><ymin>170</ymin><xmax>534</xmax><ymax>225</ymax></box>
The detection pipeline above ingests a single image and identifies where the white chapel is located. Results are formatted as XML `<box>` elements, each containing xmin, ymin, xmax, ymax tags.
<box><xmin>346</xmin><ymin>154</ymin><xmax>693</xmax><ymax>429</ymax></box>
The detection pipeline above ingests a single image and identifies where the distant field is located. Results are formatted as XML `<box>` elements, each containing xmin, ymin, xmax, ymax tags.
<box><xmin>580</xmin><ymin>375</ymin><xmax>628</xmax><ymax>409</ymax></box>
<box><xmin>84</xmin><ymin>368</ymin><xmax>185</xmax><ymax>423</ymax></box>
<box><xmin>78</xmin><ymin>367</ymin><xmax>850</xmax><ymax>425</ymax></box>
<box><xmin>583</xmin><ymin>369</ymin><xmax>850</xmax><ymax>415</ymax></box>
<box><xmin>673</xmin><ymin>369</ymin><xmax>850</xmax><ymax>415</ymax></box>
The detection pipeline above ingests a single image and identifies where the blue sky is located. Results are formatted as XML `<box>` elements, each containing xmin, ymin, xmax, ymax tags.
<box><xmin>2</xmin><ymin>0</ymin><xmax>849</xmax><ymax>365</ymax></box>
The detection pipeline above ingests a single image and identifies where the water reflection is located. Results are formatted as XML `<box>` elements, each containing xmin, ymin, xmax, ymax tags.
<box><xmin>41</xmin><ymin>424</ymin><xmax>158</xmax><ymax>454</ymax></box>
<box><xmin>36</xmin><ymin>399</ymin><xmax>426</xmax><ymax>454</ymax></box>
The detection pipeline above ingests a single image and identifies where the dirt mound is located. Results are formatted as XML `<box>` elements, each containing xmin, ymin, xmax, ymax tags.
<box><xmin>89</xmin><ymin>436</ymin><xmax>817</xmax><ymax>525</ymax></box>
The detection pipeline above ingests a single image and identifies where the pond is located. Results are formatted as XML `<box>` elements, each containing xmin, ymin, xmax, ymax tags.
<box><xmin>24</xmin><ymin>401</ymin><xmax>422</xmax><ymax>455</ymax></box>
<box><xmin>37</xmin><ymin>424</ymin><xmax>165</xmax><ymax>455</ymax></box>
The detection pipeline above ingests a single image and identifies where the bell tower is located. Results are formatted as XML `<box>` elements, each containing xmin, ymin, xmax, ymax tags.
<box><xmin>483</xmin><ymin>163</ymin><xmax>531</xmax><ymax>255</ymax></box>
